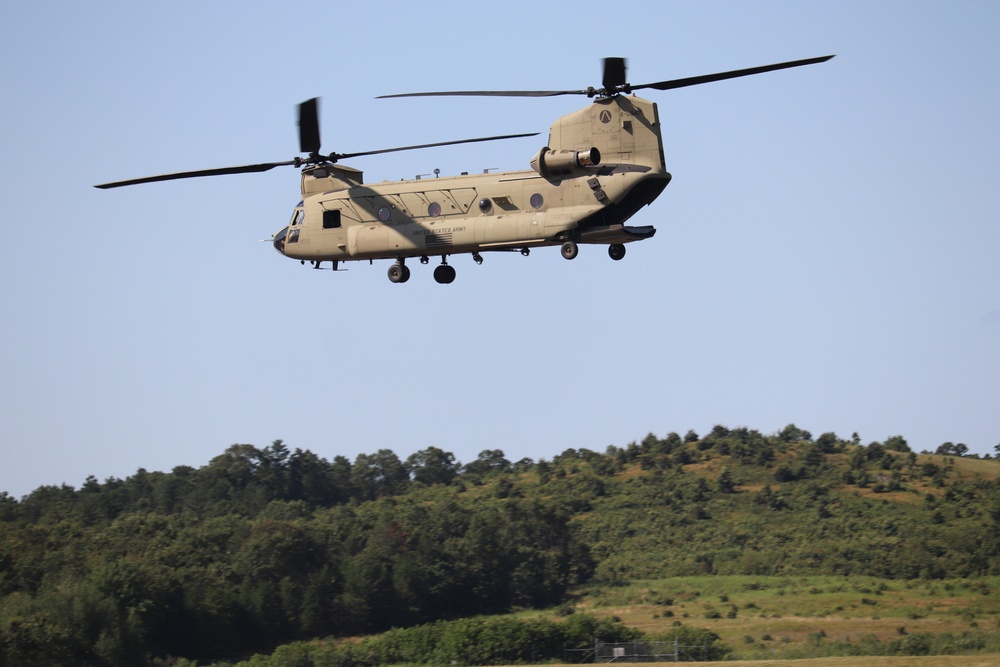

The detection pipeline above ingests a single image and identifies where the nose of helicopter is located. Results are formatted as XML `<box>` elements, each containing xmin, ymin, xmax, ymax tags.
<box><xmin>272</xmin><ymin>226</ymin><xmax>288</xmax><ymax>255</ymax></box>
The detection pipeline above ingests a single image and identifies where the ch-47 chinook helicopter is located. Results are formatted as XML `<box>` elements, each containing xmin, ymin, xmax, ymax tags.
<box><xmin>96</xmin><ymin>55</ymin><xmax>833</xmax><ymax>284</ymax></box>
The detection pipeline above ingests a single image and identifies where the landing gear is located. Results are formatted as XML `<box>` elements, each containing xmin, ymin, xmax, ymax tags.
<box><xmin>472</xmin><ymin>252</ymin><xmax>483</xmax><ymax>265</ymax></box>
<box><xmin>433</xmin><ymin>263</ymin><xmax>456</xmax><ymax>284</ymax></box>
<box><xmin>387</xmin><ymin>261</ymin><xmax>410</xmax><ymax>284</ymax></box>
<box><xmin>520</xmin><ymin>248</ymin><xmax>531</xmax><ymax>257</ymax></box>
<box><xmin>608</xmin><ymin>243</ymin><xmax>626</xmax><ymax>261</ymax></box>
<box><xmin>561</xmin><ymin>240</ymin><xmax>579</xmax><ymax>260</ymax></box>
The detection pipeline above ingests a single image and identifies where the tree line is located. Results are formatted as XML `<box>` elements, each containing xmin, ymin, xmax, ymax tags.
<box><xmin>1</xmin><ymin>426</ymin><xmax>999</xmax><ymax>665</ymax></box>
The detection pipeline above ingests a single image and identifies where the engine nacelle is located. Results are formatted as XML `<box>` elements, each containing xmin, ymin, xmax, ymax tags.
<box><xmin>530</xmin><ymin>146</ymin><xmax>601</xmax><ymax>177</ymax></box>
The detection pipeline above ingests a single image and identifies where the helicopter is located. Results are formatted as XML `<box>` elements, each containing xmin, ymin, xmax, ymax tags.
<box><xmin>96</xmin><ymin>55</ymin><xmax>833</xmax><ymax>284</ymax></box>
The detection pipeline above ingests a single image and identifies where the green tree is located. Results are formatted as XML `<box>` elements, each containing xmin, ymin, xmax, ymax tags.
<box><xmin>884</xmin><ymin>435</ymin><xmax>911</xmax><ymax>452</ymax></box>
<box><xmin>286</xmin><ymin>449</ymin><xmax>338</xmax><ymax>505</ymax></box>
<box><xmin>815</xmin><ymin>431</ymin><xmax>840</xmax><ymax>453</ymax></box>
<box><xmin>716</xmin><ymin>468</ymin><xmax>736</xmax><ymax>493</ymax></box>
<box><xmin>1</xmin><ymin>611</ymin><xmax>82</xmax><ymax>666</ymax></box>
<box><xmin>329</xmin><ymin>454</ymin><xmax>353</xmax><ymax>499</ymax></box>
<box><xmin>462</xmin><ymin>449</ymin><xmax>511</xmax><ymax>480</ymax></box>
<box><xmin>535</xmin><ymin>459</ymin><xmax>552</xmax><ymax>484</ymax></box>
<box><xmin>779</xmin><ymin>423</ymin><xmax>813</xmax><ymax>442</ymax></box>
<box><xmin>935</xmin><ymin>441</ymin><xmax>968</xmax><ymax>456</ymax></box>
<box><xmin>351</xmin><ymin>450</ymin><xmax>409</xmax><ymax>501</ymax></box>
<box><xmin>406</xmin><ymin>446</ymin><xmax>459</xmax><ymax>486</ymax></box>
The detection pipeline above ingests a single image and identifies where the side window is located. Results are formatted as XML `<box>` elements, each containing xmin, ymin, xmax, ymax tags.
<box><xmin>323</xmin><ymin>210</ymin><xmax>342</xmax><ymax>229</ymax></box>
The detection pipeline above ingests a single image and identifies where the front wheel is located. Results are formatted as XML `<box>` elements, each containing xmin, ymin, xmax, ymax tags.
<box><xmin>388</xmin><ymin>263</ymin><xmax>410</xmax><ymax>283</ymax></box>
<box><xmin>561</xmin><ymin>241</ymin><xmax>579</xmax><ymax>260</ymax></box>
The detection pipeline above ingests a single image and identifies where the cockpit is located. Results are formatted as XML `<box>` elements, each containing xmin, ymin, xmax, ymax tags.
<box><xmin>273</xmin><ymin>202</ymin><xmax>304</xmax><ymax>255</ymax></box>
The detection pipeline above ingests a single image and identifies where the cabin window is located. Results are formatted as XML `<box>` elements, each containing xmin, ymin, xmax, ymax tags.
<box><xmin>288</xmin><ymin>229</ymin><xmax>300</xmax><ymax>243</ymax></box>
<box><xmin>323</xmin><ymin>210</ymin><xmax>342</xmax><ymax>229</ymax></box>
<box><xmin>492</xmin><ymin>196</ymin><xmax>515</xmax><ymax>210</ymax></box>
<box><xmin>530</xmin><ymin>193</ymin><xmax>544</xmax><ymax>209</ymax></box>
<box><xmin>428</xmin><ymin>202</ymin><xmax>441</xmax><ymax>217</ymax></box>
<box><xmin>291</xmin><ymin>207</ymin><xmax>304</xmax><ymax>226</ymax></box>
<box><xmin>377</xmin><ymin>206</ymin><xmax>391</xmax><ymax>222</ymax></box>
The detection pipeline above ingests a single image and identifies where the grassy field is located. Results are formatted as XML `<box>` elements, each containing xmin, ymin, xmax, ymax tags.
<box><xmin>568</xmin><ymin>576</ymin><xmax>1000</xmax><ymax>661</ymax></box>
<box><xmin>490</xmin><ymin>656</ymin><xmax>1000</xmax><ymax>667</ymax></box>
<box><xmin>618</xmin><ymin>657</ymin><xmax>1000</xmax><ymax>667</ymax></box>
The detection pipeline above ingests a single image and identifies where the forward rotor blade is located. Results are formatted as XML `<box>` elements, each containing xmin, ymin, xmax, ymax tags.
<box><xmin>94</xmin><ymin>161</ymin><xmax>296</xmax><ymax>189</ymax></box>
<box><xmin>298</xmin><ymin>98</ymin><xmax>321</xmax><ymax>155</ymax></box>
<box><xmin>631</xmin><ymin>55</ymin><xmax>835</xmax><ymax>92</ymax></box>
<box><xmin>334</xmin><ymin>132</ymin><xmax>539</xmax><ymax>160</ymax></box>
<box><xmin>93</xmin><ymin>134</ymin><xmax>539</xmax><ymax>189</ymax></box>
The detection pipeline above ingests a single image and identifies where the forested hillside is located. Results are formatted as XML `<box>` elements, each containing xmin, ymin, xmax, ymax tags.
<box><xmin>2</xmin><ymin>426</ymin><xmax>999</xmax><ymax>665</ymax></box>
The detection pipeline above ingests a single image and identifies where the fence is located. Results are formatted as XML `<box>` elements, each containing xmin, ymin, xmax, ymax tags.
<box><xmin>564</xmin><ymin>639</ymin><xmax>714</xmax><ymax>663</ymax></box>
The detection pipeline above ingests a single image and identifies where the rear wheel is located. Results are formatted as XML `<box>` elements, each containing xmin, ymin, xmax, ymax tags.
<box><xmin>433</xmin><ymin>264</ymin><xmax>456</xmax><ymax>284</ymax></box>
<box><xmin>561</xmin><ymin>241</ymin><xmax>579</xmax><ymax>260</ymax></box>
<box><xmin>609</xmin><ymin>243</ymin><xmax>626</xmax><ymax>261</ymax></box>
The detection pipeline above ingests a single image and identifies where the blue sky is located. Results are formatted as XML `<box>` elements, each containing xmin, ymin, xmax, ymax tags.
<box><xmin>2</xmin><ymin>1</ymin><xmax>998</xmax><ymax>498</ymax></box>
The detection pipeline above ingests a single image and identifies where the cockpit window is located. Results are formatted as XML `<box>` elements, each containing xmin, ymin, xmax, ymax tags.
<box><xmin>272</xmin><ymin>226</ymin><xmax>287</xmax><ymax>254</ymax></box>
<box><xmin>290</xmin><ymin>202</ymin><xmax>304</xmax><ymax>227</ymax></box>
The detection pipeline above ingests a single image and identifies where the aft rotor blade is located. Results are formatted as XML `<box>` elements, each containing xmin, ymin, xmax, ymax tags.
<box><xmin>94</xmin><ymin>161</ymin><xmax>296</xmax><ymax>189</ymax></box>
<box><xmin>298</xmin><ymin>98</ymin><xmax>321</xmax><ymax>155</ymax></box>
<box><xmin>334</xmin><ymin>132</ymin><xmax>539</xmax><ymax>160</ymax></box>
<box><xmin>377</xmin><ymin>90</ymin><xmax>586</xmax><ymax>99</ymax></box>
<box><xmin>603</xmin><ymin>57</ymin><xmax>627</xmax><ymax>91</ymax></box>
<box><xmin>379</xmin><ymin>55</ymin><xmax>833</xmax><ymax>99</ymax></box>
<box><xmin>631</xmin><ymin>55</ymin><xmax>835</xmax><ymax>92</ymax></box>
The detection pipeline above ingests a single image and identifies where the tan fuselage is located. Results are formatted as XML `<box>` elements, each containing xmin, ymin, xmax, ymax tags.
<box><xmin>275</xmin><ymin>95</ymin><xmax>671</xmax><ymax>263</ymax></box>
